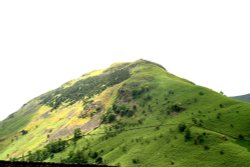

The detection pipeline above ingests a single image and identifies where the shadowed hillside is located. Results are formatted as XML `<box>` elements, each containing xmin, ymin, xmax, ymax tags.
<box><xmin>0</xmin><ymin>160</ymin><xmax>115</xmax><ymax>167</ymax></box>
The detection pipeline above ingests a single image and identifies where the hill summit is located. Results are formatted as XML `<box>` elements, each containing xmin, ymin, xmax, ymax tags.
<box><xmin>0</xmin><ymin>59</ymin><xmax>250</xmax><ymax>167</ymax></box>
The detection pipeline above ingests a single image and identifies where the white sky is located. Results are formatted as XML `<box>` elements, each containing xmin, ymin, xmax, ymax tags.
<box><xmin>0</xmin><ymin>0</ymin><xmax>250</xmax><ymax>121</ymax></box>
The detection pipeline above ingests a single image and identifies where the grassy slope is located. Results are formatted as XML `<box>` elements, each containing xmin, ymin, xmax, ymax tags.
<box><xmin>0</xmin><ymin>60</ymin><xmax>250</xmax><ymax>166</ymax></box>
<box><xmin>0</xmin><ymin>63</ymin><xmax>129</xmax><ymax>159</ymax></box>
<box><xmin>0</xmin><ymin>99</ymin><xmax>41</xmax><ymax>152</ymax></box>
<box><xmin>0</xmin><ymin>69</ymin><xmax>106</xmax><ymax>158</ymax></box>
<box><xmin>48</xmin><ymin>61</ymin><xmax>250</xmax><ymax>167</ymax></box>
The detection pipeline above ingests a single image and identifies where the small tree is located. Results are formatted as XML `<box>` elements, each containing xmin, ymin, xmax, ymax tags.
<box><xmin>73</xmin><ymin>128</ymin><xmax>82</xmax><ymax>142</ymax></box>
<box><xmin>45</xmin><ymin>139</ymin><xmax>68</xmax><ymax>153</ymax></box>
<box><xmin>21</xmin><ymin>129</ymin><xmax>28</xmax><ymax>135</ymax></box>
<box><xmin>107</xmin><ymin>113</ymin><xmax>116</xmax><ymax>123</ymax></box>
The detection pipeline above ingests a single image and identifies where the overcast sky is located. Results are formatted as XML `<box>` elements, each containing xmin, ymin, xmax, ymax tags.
<box><xmin>0</xmin><ymin>0</ymin><xmax>250</xmax><ymax>121</ymax></box>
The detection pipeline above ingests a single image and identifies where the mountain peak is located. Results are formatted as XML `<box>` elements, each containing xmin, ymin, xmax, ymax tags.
<box><xmin>0</xmin><ymin>60</ymin><xmax>250</xmax><ymax>166</ymax></box>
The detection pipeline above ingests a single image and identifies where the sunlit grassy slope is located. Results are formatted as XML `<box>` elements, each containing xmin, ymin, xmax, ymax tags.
<box><xmin>0</xmin><ymin>59</ymin><xmax>250</xmax><ymax>167</ymax></box>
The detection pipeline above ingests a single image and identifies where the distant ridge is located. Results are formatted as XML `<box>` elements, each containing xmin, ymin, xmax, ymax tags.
<box><xmin>231</xmin><ymin>93</ymin><xmax>250</xmax><ymax>103</ymax></box>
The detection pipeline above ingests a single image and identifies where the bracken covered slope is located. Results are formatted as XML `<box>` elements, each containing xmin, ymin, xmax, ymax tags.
<box><xmin>0</xmin><ymin>59</ymin><xmax>250</xmax><ymax>167</ymax></box>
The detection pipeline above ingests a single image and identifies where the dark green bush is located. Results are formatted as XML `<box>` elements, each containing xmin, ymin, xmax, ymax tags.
<box><xmin>112</xmin><ymin>104</ymin><xmax>134</xmax><ymax>117</ymax></box>
<box><xmin>168</xmin><ymin>90</ymin><xmax>174</xmax><ymax>95</ymax></box>
<box><xmin>45</xmin><ymin>139</ymin><xmax>68</xmax><ymax>154</ymax></box>
<box><xmin>171</xmin><ymin>103</ymin><xmax>185</xmax><ymax>112</ymax></box>
<box><xmin>216</xmin><ymin>113</ymin><xmax>221</xmax><ymax>119</ymax></box>
<box><xmin>102</xmin><ymin>113</ymin><xmax>116</xmax><ymax>123</ymax></box>
<box><xmin>89</xmin><ymin>151</ymin><xmax>98</xmax><ymax>159</ymax></box>
<box><xmin>178</xmin><ymin>123</ymin><xmax>186</xmax><ymax>132</ymax></box>
<box><xmin>144</xmin><ymin>95</ymin><xmax>152</xmax><ymax>101</ymax></box>
<box><xmin>132</xmin><ymin>88</ymin><xmax>147</xmax><ymax>99</ymax></box>
<box><xmin>73</xmin><ymin>128</ymin><xmax>82</xmax><ymax>142</ymax></box>
<box><xmin>20</xmin><ymin>130</ymin><xmax>28</xmax><ymax>135</ymax></box>
<box><xmin>204</xmin><ymin>145</ymin><xmax>210</xmax><ymax>150</ymax></box>
<box><xmin>96</xmin><ymin>157</ymin><xmax>103</xmax><ymax>164</ymax></box>
<box><xmin>26</xmin><ymin>141</ymin><xmax>65</xmax><ymax>162</ymax></box>
<box><xmin>132</xmin><ymin>158</ymin><xmax>139</xmax><ymax>164</ymax></box>
<box><xmin>199</xmin><ymin>92</ymin><xmax>204</xmax><ymax>95</ymax></box>
<box><xmin>61</xmin><ymin>150</ymin><xmax>87</xmax><ymax>164</ymax></box>
<box><xmin>194</xmin><ymin>134</ymin><xmax>205</xmax><ymax>145</ymax></box>
<box><xmin>238</xmin><ymin>134</ymin><xmax>244</xmax><ymax>140</ymax></box>
<box><xmin>184</xmin><ymin>128</ymin><xmax>191</xmax><ymax>141</ymax></box>
<box><xmin>219</xmin><ymin>104</ymin><xmax>224</xmax><ymax>108</ymax></box>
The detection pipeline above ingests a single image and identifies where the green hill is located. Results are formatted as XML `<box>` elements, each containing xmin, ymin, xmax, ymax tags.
<box><xmin>232</xmin><ymin>94</ymin><xmax>250</xmax><ymax>103</ymax></box>
<box><xmin>0</xmin><ymin>59</ymin><xmax>250</xmax><ymax>167</ymax></box>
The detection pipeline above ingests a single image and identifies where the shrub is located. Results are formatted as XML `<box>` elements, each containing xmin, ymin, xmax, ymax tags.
<box><xmin>216</xmin><ymin>113</ymin><xmax>221</xmax><ymax>119</ymax></box>
<box><xmin>102</xmin><ymin>112</ymin><xmax>116</xmax><ymax>123</ymax></box>
<box><xmin>194</xmin><ymin>134</ymin><xmax>205</xmax><ymax>145</ymax></box>
<box><xmin>27</xmin><ymin>149</ymin><xmax>51</xmax><ymax>162</ymax></box>
<box><xmin>178</xmin><ymin>123</ymin><xmax>186</xmax><ymax>132</ymax></box>
<box><xmin>45</xmin><ymin>139</ymin><xmax>68</xmax><ymax>154</ymax></box>
<box><xmin>89</xmin><ymin>151</ymin><xmax>98</xmax><ymax>159</ymax></box>
<box><xmin>61</xmin><ymin>150</ymin><xmax>87</xmax><ymax>164</ymax></box>
<box><xmin>20</xmin><ymin>130</ymin><xmax>28</xmax><ymax>135</ymax></box>
<box><xmin>192</xmin><ymin>118</ymin><xmax>197</xmax><ymax>124</ymax></box>
<box><xmin>238</xmin><ymin>134</ymin><xmax>244</xmax><ymax>140</ymax></box>
<box><xmin>184</xmin><ymin>128</ymin><xmax>191</xmax><ymax>141</ymax></box>
<box><xmin>155</xmin><ymin>126</ymin><xmax>160</xmax><ymax>130</ymax></box>
<box><xmin>112</xmin><ymin>104</ymin><xmax>134</xmax><ymax>117</ymax></box>
<box><xmin>73</xmin><ymin>128</ymin><xmax>82</xmax><ymax>142</ymax></box>
<box><xmin>144</xmin><ymin>95</ymin><xmax>152</xmax><ymax>101</ymax></box>
<box><xmin>171</xmin><ymin>103</ymin><xmax>185</xmax><ymax>112</ymax></box>
<box><xmin>204</xmin><ymin>145</ymin><xmax>210</xmax><ymax>150</ymax></box>
<box><xmin>96</xmin><ymin>157</ymin><xmax>103</xmax><ymax>164</ymax></box>
<box><xmin>168</xmin><ymin>90</ymin><xmax>174</xmax><ymax>95</ymax></box>
<box><xmin>199</xmin><ymin>92</ymin><xmax>204</xmax><ymax>95</ymax></box>
<box><xmin>132</xmin><ymin>158</ymin><xmax>139</xmax><ymax>164</ymax></box>
<box><xmin>132</xmin><ymin>88</ymin><xmax>146</xmax><ymax>99</ymax></box>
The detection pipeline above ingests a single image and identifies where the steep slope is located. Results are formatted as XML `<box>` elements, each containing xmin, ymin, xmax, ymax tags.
<box><xmin>232</xmin><ymin>94</ymin><xmax>250</xmax><ymax>103</ymax></box>
<box><xmin>0</xmin><ymin>59</ymin><xmax>250</xmax><ymax>167</ymax></box>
